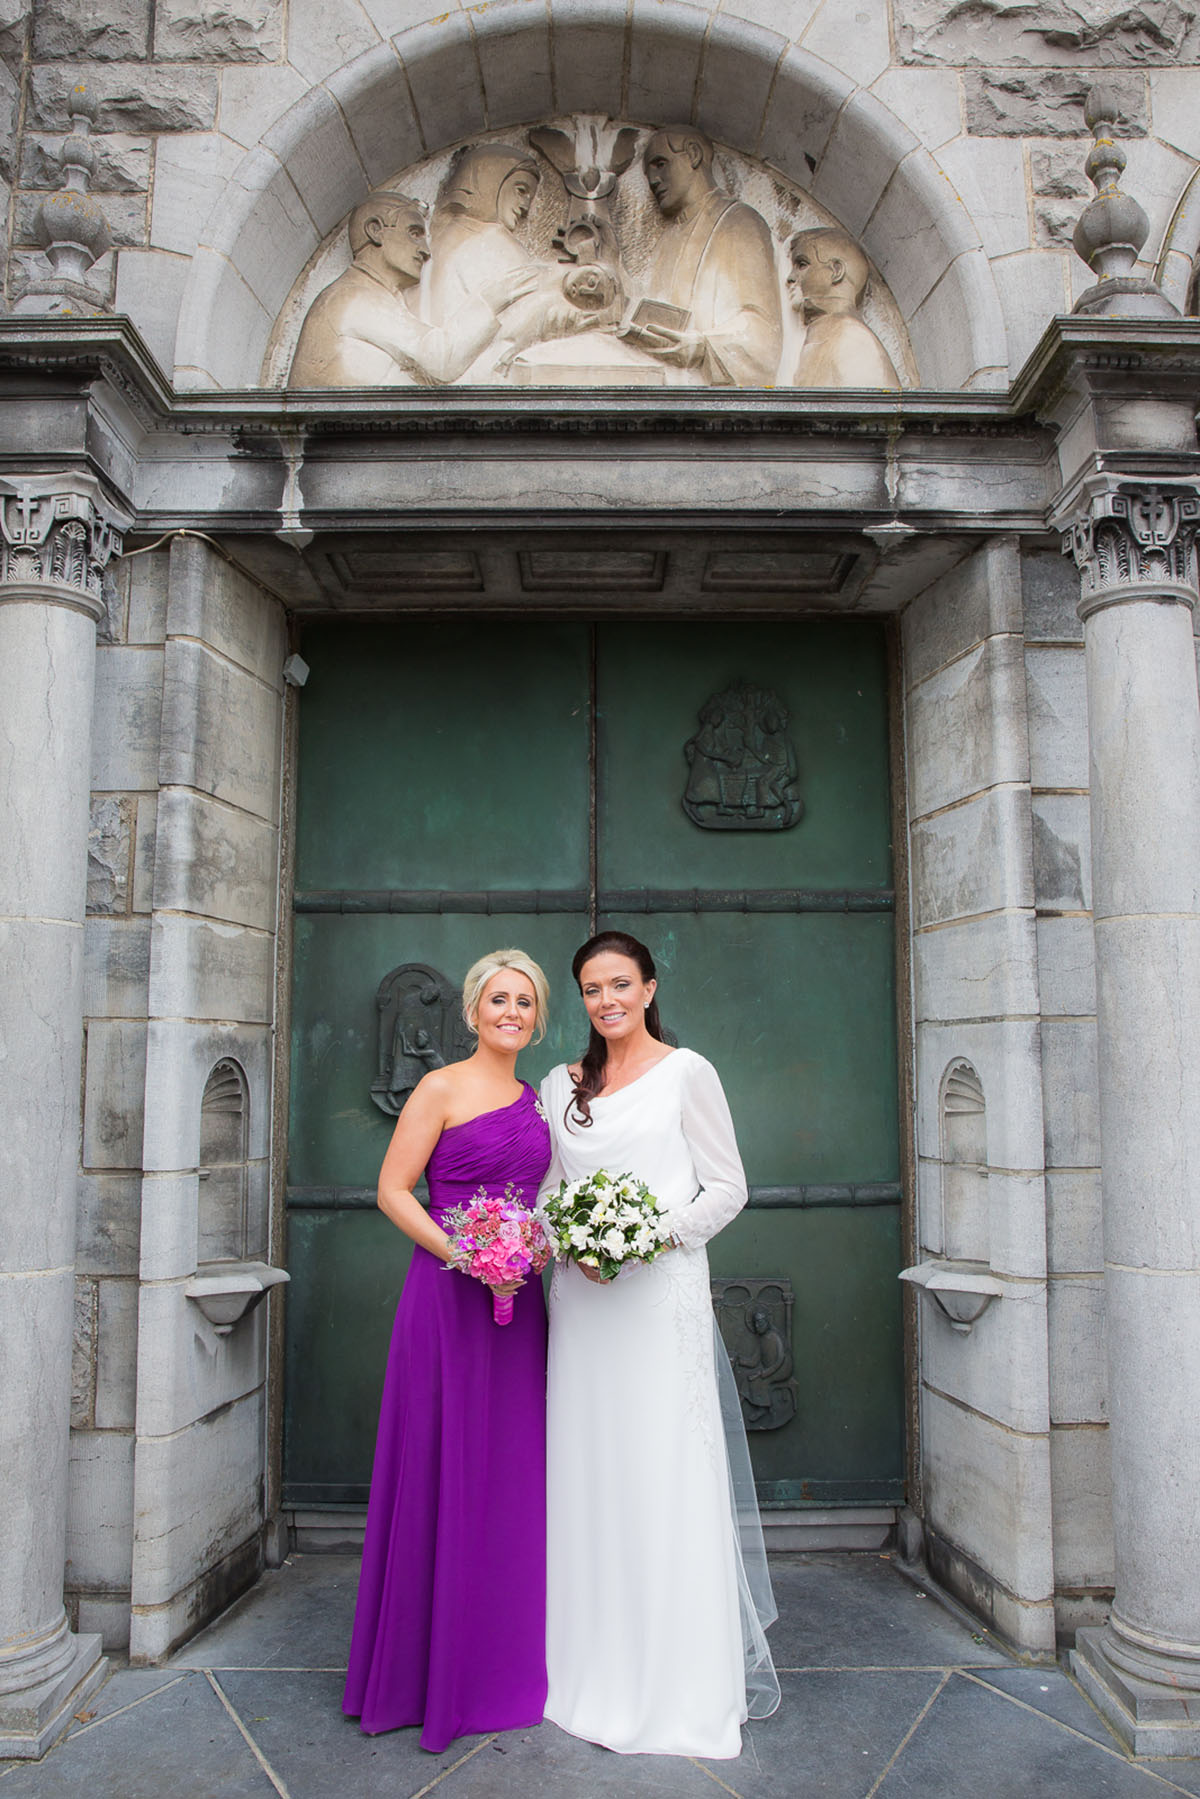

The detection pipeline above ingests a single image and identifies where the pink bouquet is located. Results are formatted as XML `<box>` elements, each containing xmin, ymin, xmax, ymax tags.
<box><xmin>442</xmin><ymin>1185</ymin><xmax>551</xmax><ymax>1325</ymax></box>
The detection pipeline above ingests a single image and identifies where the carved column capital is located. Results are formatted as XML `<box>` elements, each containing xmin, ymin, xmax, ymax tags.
<box><xmin>1058</xmin><ymin>476</ymin><xmax>1200</xmax><ymax>620</ymax></box>
<box><xmin>0</xmin><ymin>473</ymin><xmax>130</xmax><ymax>620</ymax></box>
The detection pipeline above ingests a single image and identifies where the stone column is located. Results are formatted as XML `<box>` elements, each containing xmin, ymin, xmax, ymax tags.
<box><xmin>1062</xmin><ymin>477</ymin><xmax>1200</xmax><ymax>1755</ymax></box>
<box><xmin>0</xmin><ymin>475</ymin><xmax>127</xmax><ymax>1756</ymax></box>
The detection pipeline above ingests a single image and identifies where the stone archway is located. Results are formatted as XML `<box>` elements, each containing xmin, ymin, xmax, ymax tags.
<box><xmin>173</xmin><ymin>4</ymin><xmax>1007</xmax><ymax>391</ymax></box>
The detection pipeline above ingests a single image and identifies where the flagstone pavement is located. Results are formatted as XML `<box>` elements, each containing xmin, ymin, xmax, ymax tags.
<box><xmin>4</xmin><ymin>1552</ymin><xmax>1200</xmax><ymax>1798</ymax></box>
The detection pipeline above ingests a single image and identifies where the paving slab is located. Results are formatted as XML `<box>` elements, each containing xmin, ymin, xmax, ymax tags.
<box><xmin>171</xmin><ymin>1552</ymin><xmax>357</xmax><ymax>1670</ymax></box>
<box><xmin>767</xmin><ymin>1553</ymin><xmax>1009</xmax><ymax>1672</ymax></box>
<box><xmin>0</xmin><ymin>1670</ymin><xmax>278</xmax><ymax>1799</ymax></box>
<box><xmin>877</xmin><ymin>1670</ymin><xmax>1191</xmax><ymax>1799</ymax></box>
<box><xmin>699</xmin><ymin>1669</ymin><xmax>946</xmax><ymax>1797</ymax></box>
<box><xmin>968</xmin><ymin>1663</ymin><xmax>1124</xmax><ymax>1751</ymax></box>
<box><xmin>215</xmin><ymin>1668</ymin><xmax>488</xmax><ymax>1799</ymax></box>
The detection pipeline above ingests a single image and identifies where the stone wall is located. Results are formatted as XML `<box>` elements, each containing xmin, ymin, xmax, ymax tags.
<box><xmin>902</xmin><ymin>537</ymin><xmax>1056</xmax><ymax>1652</ymax></box>
<box><xmin>2</xmin><ymin>0</ymin><xmax>1198</xmax><ymax>385</ymax></box>
<box><xmin>67</xmin><ymin>537</ymin><xmax>287</xmax><ymax>1656</ymax></box>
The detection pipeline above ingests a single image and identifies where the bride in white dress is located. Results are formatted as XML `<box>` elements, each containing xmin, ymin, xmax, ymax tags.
<box><xmin>540</xmin><ymin>931</ymin><xmax>779</xmax><ymax>1759</ymax></box>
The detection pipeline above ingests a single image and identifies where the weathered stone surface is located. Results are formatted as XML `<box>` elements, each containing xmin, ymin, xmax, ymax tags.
<box><xmin>0</xmin><ymin>0</ymin><xmax>28</xmax><ymax>68</ymax></box>
<box><xmin>1036</xmin><ymin>915</ymin><xmax>1096</xmax><ymax>1019</ymax></box>
<box><xmin>30</xmin><ymin>63</ymin><xmax>219</xmax><ymax>133</ymax></box>
<box><xmin>920</xmin><ymin>1279</ymin><xmax>1050</xmax><ymax>1435</ymax></box>
<box><xmin>154</xmin><ymin>790</ymin><xmax>278</xmax><ymax>933</ymax></box>
<box><xmin>898</xmin><ymin>0</ymin><xmax>1200</xmax><ymax>67</ymax></box>
<box><xmin>71</xmin><ymin>1278</ymin><xmax>98</xmax><ymax>1429</ymax></box>
<box><xmin>159</xmin><ymin>640</ymin><xmax>280</xmax><ymax>823</ymax></box>
<box><xmin>147</xmin><ymin>914</ymin><xmax>275</xmax><ymax>1025</ymax></box>
<box><xmin>1031</xmin><ymin>144</ymin><xmax>1091</xmax><ymax>199</ymax></box>
<box><xmin>1050</xmin><ymin>1424</ymin><xmax>1114</xmax><ymax>1589</ymax></box>
<box><xmin>903</xmin><ymin>537</ymin><xmax>1023</xmax><ymax>689</ymax></box>
<box><xmin>1048</xmin><ymin>1276</ymin><xmax>1107</xmax><ymax>1423</ymax></box>
<box><xmin>125</xmin><ymin>548</ymin><xmax>169</xmax><ymax>645</ymax></box>
<box><xmin>1025</xmin><ymin>645</ymin><xmax>1088</xmax><ymax>789</ymax></box>
<box><xmin>923</xmin><ymin>1385</ymin><xmax>1054</xmax><ymax>1605</ymax></box>
<box><xmin>21</xmin><ymin>131</ymin><xmax>150</xmax><ymax>194</ymax></box>
<box><xmin>912</xmin><ymin>787</ymin><xmax>1034</xmax><ymax>927</ymax></box>
<box><xmin>87</xmin><ymin>797</ymin><xmax>132</xmax><ymax>916</ymax></box>
<box><xmin>66</xmin><ymin>1429</ymin><xmax>135</xmax><ymax>1591</ymax></box>
<box><xmin>94</xmin><ymin>1278</ymin><xmax>138</xmax><ymax>1430</ymax></box>
<box><xmin>167</xmin><ymin>535</ymin><xmax>286</xmax><ymax>687</ymax></box>
<box><xmin>82</xmin><ymin>1019</ymin><xmax>147</xmax><ymax>1170</ymax></box>
<box><xmin>1046</xmin><ymin>1167</ymin><xmax>1103</xmax><ymax>1276</ymax></box>
<box><xmin>130</xmin><ymin>1384</ymin><xmax>265</xmax><ymax>1609</ymax></box>
<box><xmin>0</xmin><ymin>56</ymin><xmax>19</xmax><ymax>183</ymax></box>
<box><xmin>132</xmin><ymin>794</ymin><xmax>157</xmax><ymax>914</ymax></box>
<box><xmin>1036</xmin><ymin>198</ymin><xmax>1080</xmax><ymax>247</ymax></box>
<box><xmin>1021</xmin><ymin>542</ymin><xmax>1083</xmax><ymax>643</ymax></box>
<box><xmin>84</xmin><ymin>916</ymin><xmax>151</xmax><ymax>1019</ymax></box>
<box><xmin>77</xmin><ymin>1173</ymin><xmax>142</xmax><ymax>1276</ymax></box>
<box><xmin>150</xmin><ymin>131</ymin><xmax>242</xmax><ymax>257</ymax></box>
<box><xmin>965</xmin><ymin>70</ymin><xmax>1145</xmax><ymax>137</ymax></box>
<box><xmin>914</xmin><ymin>911</ymin><xmax>1039</xmax><ymax>1025</ymax></box>
<box><xmin>1032</xmin><ymin>792</ymin><xmax>1091</xmax><ymax>911</ymax></box>
<box><xmin>91</xmin><ymin>647</ymin><xmax>163</xmax><ymax>794</ymax></box>
<box><xmin>907</xmin><ymin>634</ymin><xmax>1032</xmax><ymax>819</ymax></box>
<box><xmin>33</xmin><ymin>0</ymin><xmax>150</xmax><ymax>60</ymax></box>
<box><xmin>135</xmin><ymin>1281</ymin><xmax>266</xmax><ymax>1437</ymax></box>
<box><xmin>1041</xmin><ymin>1017</ymin><xmax>1101</xmax><ymax>1168</ymax></box>
<box><xmin>154</xmin><ymin>0</ymin><xmax>282</xmax><ymax>62</ymax></box>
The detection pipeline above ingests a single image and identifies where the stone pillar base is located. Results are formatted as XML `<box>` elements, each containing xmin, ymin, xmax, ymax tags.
<box><xmin>0</xmin><ymin>1632</ymin><xmax>107</xmax><ymax>1760</ymax></box>
<box><xmin>1073</xmin><ymin>1627</ymin><xmax>1200</xmax><ymax>1757</ymax></box>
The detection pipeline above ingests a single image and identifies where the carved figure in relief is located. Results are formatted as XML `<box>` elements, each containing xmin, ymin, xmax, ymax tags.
<box><xmin>429</xmin><ymin>144</ymin><xmax>619</xmax><ymax>380</ymax></box>
<box><xmin>625</xmin><ymin>127</ymin><xmax>782</xmax><ymax>386</ymax></box>
<box><xmin>683</xmin><ymin>679</ymin><xmax>803</xmax><ymax>831</ymax></box>
<box><xmin>787</xmin><ymin>228</ymin><xmax>900</xmax><ymax>390</ymax></box>
<box><xmin>289</xmin><ymin>192</ymin><xmax>535</xmax><ymax>388</ymax></box>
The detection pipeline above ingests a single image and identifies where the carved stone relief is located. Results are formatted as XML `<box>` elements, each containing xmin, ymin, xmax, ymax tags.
<box><xmin>712</xmin><ymin>1278</ymin><xmax>799</xmax><ymax>1431</ymax></box>
<box><xmin>0</xmin><ymin>476</ymin><xmax>126</xmax><ymax>604</ymax></box>
<box><xmin>371</xmin><ymin>963</ymin><xmax>473</xmax><ymax>1117</ymax></box>
<box><xmin>268</xmin><ymin>118</ymin><xmax>915</xmax><ymax>391</ymax></box>
<box><xmin>683</xmin><ymin>680</ymin><xmax>803</xmax><ymax>831</ymax></box>
<box><xmin>1061</xmin><ymin>479</ymin><xmax>1200</xmax><ymax>615</ymax></box>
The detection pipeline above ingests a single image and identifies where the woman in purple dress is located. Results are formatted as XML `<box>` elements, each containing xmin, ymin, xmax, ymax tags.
<box><xmin>343</xmin><ymin>948</ymin><xmax>552</xmax><ymax>1751</ymax></box>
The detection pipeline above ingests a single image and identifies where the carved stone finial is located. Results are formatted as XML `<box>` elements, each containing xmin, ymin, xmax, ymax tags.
<box><xmin>1072</xmin><ymin>86</ymin><xmax>1176</xmax><ymax>320</ymax></box>
<box><xmin>10</xmin><ymin>83</ymin><xmax>112</xmax><ymax>318</ymax></box>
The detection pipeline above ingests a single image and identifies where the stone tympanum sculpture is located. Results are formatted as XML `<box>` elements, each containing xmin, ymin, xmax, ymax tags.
<box><xmin>624</xmin><ymin>127</ymin><xmax>782</xmax><ymax>386</ymax></box>
<box><xmin>288</xmin><ymin>190</ymin><xmax>535</xmax><ymax>387</ymax></box>
<box><xmin>787</xmin><ymin>228</ymin><xmax>900</xmax><ymax>390</ymax></box>
<box><xmin>429</xmin><ymin>144</ymin><xmax>619</xmax><ymax>380</ymax></box>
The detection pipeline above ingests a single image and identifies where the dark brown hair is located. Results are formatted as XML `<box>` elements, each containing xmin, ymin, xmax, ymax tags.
<box><xmin>567</xmin><ymin>931</ymin><xmax>665</xmax><ymax>1127</ymax></box>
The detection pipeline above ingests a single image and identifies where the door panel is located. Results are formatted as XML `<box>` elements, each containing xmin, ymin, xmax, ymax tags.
<box><xmin>284</xmin><ymin>613</ymin><xmax>903</xmax><ymax>1509</ymax></box>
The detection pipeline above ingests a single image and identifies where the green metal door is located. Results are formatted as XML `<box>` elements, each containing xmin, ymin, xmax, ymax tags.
<box><xmin>284</xmin><ymin>615</ymin><xmax>903</xmax><ymax>1511</ymax></box>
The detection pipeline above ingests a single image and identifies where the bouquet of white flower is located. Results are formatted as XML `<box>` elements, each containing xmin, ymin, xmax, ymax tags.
<box><xmin>539</xmin><ymin>1168</ymin><xmax>675</xmax><ymax>1282</ymax></box>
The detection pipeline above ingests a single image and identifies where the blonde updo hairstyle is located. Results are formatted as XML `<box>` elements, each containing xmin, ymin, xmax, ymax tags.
<box><xmin>462</xmin><ymin>948</ymin><xmax>549</xmax><ymax>1044</ymax></box>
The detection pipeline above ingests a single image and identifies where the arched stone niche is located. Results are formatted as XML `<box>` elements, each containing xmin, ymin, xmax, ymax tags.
<box><xmin>198</xmin><ymin>1058</ymin><xmax>258</xmax><ymax>1264</ymax></box>
<box><xmin>261</xmin><ymin>119</ymin><xmax>918</xmax><ymax>391</ymax></box>
<box><xmin>173</xmin><ymin>9</ymin><xmax>1006</xmax><ymax>392</ymax></box>
<box><xmin>939</xmin><ymin>1059</ymin><xmax>989</xmax><ymax>1266</ymax></box>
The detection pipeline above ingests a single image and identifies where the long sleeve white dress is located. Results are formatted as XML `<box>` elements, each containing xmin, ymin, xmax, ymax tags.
<box><xmin>539</xmin><ymin>1048</ymin><xmax>779</xmax><ymax>1759</ymax></box>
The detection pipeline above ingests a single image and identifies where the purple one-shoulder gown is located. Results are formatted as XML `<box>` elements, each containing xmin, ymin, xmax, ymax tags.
<box><xmin>343</xmin><ymin>1083</ymin><xmax>551</xmax><ymax>1751</ymax></box>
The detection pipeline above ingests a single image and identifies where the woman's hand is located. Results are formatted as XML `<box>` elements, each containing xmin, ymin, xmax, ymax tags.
<box><xmin>576</xmin><ymin>1261</ymin><xmax>615</xmax><ymax>1284</ymax></box>
<box><xmin>490</xmin><ymin>1279</ymin><xmax>523</xmax><ymax>1296</ymax></box>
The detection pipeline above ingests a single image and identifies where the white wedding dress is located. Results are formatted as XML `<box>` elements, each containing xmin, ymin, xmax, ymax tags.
<box><xmin>539</xmin><ymin>1049</ymin><xmax>780</xmax><ymax>1759</ymax></box>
